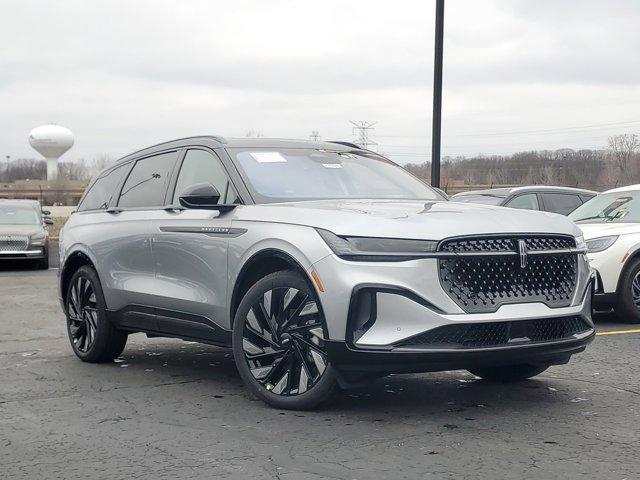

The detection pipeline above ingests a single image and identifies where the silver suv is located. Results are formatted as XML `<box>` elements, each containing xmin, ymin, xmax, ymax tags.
<box><xmin>59</xmin><ymin>137</ymin><xmax>595</xmax><ymax>409</ymax></box>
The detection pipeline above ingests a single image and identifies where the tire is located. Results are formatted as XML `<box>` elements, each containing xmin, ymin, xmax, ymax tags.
<box><xmin>468</xmin><ymin>364</ymin><xmax>549</xmax><ymax>382</ymax></box>
<box><xmin>65</xmin><ymin>265</ymin><xmax>128</xmax><ymax>362</ymax></box>
<box><xmin>614</xmin><ymin>257</ymin><xmax>640</xmax><ymax>324</ymax></box>
<box><xmin>232</xmin><ymin>270</ymin><xmax>336</xmax><ymax>410</ymax></box>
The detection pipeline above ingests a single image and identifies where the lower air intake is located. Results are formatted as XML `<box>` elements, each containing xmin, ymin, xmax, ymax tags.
<box><xmin>395</xmin><ymin>316</ymin><xmax>591</xmax><ymax>349</ymax></box>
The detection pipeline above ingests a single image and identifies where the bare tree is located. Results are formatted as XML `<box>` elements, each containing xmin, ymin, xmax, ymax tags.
<box><xmin>608</xmin><ymin>134</ymin><xmax>639</xmax><ymax>175</ymax></box>
<box><xmin>245</xmin><ymin>130</ymin><xmax>264</xmax><ymax>138</ymax></box>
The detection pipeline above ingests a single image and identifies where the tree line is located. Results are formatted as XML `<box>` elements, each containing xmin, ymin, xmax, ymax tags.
<box><xmin>403</xmin><ymin>134</ymin><xmax>639</xmax><ymax>192</ymax></box>
<box><xmin>0</xmin><ymin>155</ymin><xmax>113</xmax><ymax>183</ymax></box>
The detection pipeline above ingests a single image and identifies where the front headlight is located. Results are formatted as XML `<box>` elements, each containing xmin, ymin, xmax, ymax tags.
<box><xmin>316</xmin><ymin>229</ymin><xmax>437</xmax><ymax>261</ymax></box>
<box><xmin>586</xmin><ymin>235</ymin><xmax>618</xmax><ymax>253</ymax></box>
<box><xmin>30</xmin><ymin>231</ymin><xmax>48</xmax><ymax>246</ymax></box>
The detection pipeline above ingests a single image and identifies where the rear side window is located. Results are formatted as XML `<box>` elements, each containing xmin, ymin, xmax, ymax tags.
<box><xmin>505</xmin><ymin>193</ymin><xmax>539</xmax><ymax>210</ymax></box>
<box><xmin>118</xmin><ymin>152</ymin><xmax>177</xmax><ymax>208</ymax></box>
<box><xmin>172</xmin><ymin>149</ymin><xmax>238</xmax><ymax>204</ymax></box>
<box><xmin>541</xmin><ymin>193</ymin><xmax>583</xmax><ymax>215</ymax></box>
<box><xmin>77</xmin><ymin>164</ymin><xmax>128</xmax><ymax>212</ymax></box>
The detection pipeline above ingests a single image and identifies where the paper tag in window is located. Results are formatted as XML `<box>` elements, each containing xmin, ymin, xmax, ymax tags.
<box><xmin>250</xmin><ymin>152</ymin><xmax>288</xmax><ymax>163</ymax></box>
<box><xmin>322</xmin><ymin>163</ymin><xmax>342</xmax><ymax>169</ymax></box>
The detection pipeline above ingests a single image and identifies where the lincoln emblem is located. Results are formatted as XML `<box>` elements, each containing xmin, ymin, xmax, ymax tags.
<box><xmin>518</xmin><ymin>239</ymin><xmax>528</xmax><ymax>268</ymax></box>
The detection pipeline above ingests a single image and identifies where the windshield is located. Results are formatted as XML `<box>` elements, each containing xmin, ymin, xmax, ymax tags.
<box><xmin>569</xmin><ymin>191</ymin><xmax>640</xmax><ymax>223</ymax></box>
<box><xmin>0</xmin><ymin>205</ymin><xmax>40</xmax><ymax>225</ymax></box>
<box><xmin>230</xmin><ymin>149</ymin><xmax>443</xmax><ymax>202</ymax></box>
<box><xmin>451</xmin><ymin>194</ymin><xmax>505</xmax><ymax>206</ymax></box>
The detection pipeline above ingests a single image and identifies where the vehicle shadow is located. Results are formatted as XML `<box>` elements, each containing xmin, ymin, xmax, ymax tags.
<box><xmin>98</xmin><ymin>339</ymin><xmax>590</xmax><ymax>418</ymax></box>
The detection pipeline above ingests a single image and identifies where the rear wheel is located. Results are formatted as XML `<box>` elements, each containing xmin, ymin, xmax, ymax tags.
<box><xmin>232</xmin><ymin>271</ymin><xmax>336</xmax><ymax>410</ymax></box>
<box><xmin>468</xmin><ymin>364</ymin><xmax>549</xmax><ymax>382</ymax></box>
<box><xmin>615</xmin><ymin>258</ymin><xmax>640</xmax><ymax>324</ymax></box>
<box><xmin>65</xmin><ymin>266</ymin><xmax>128</xmax><ymax>362</ymax></box>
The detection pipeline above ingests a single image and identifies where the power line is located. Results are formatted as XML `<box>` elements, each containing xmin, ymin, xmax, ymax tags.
<box><xmin>377</xmin><ymin>119</ymin><xmax>640</xmax><ymax>139</ymax></box>
<box><xmin>350</xmin><ymin>121</ymin><xmax>377</xmax><ymax>149</ymax></box>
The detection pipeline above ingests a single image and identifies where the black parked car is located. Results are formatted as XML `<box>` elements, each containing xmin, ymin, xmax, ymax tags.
<box><xmin>451</xmin><ymin>186</ymin><xmax>597</xmax><ymax>215</ymax></box>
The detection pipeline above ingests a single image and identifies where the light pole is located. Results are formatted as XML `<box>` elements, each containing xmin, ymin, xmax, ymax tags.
<box><xmin>431</xmin><ymin>0</ymin><xmax>445</xmax><ymax>188</ymax></box>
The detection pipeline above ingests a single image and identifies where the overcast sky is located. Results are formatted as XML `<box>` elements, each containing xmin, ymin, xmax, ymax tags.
<box><xmin>2</xmin><ymin>0</ymin><xmax>640</xmax><ymax>165</ymax></box>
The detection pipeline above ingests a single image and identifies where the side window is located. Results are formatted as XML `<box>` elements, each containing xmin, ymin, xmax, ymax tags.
<box><xmin>542</xmin><ymin>193</ymin><xmax>583</xmax><ymax>215</ymax></box>
<box><xmin>77</xmin><ymin>164</ymin><xmax>128</xmax><ymax>212</ymax></box>
<box><xmin>505</xmin><ymin>193</ymin><xmax>539</xmax><ymax>210</ymax></box>
<box><xmin>118</xmin><ymin>152</ymin><xmax>177</xmax><ymax>208</ymax></box>
<box><xmin>172</xmin><ymin>149</ymin><xmax>238</xmax><ymax>204</ymax></box>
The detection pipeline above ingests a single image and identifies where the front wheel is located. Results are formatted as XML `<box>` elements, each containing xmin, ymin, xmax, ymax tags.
<box><xmin>468</xmin><ymin>364</ymin><xmax>549</xmax><ymax>382</ymax></box>
<box><xmin>615</xmin><ymin>258</ymin><xmax>640</xmax><ymax>324</ymax></box>
<box><xmin>232</xmin><ymin>271</ymin><xmax>336</xmax><ymax>410</ymax></box>
<box><xmin>65</xmin><ymin>266</ymin><xmax>128</xmax><ymax>362</ymax></box>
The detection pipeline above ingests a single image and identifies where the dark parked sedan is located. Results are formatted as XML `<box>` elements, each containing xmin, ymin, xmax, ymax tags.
<box><xmin>451</xmin><ymin>186</ymin><xmax>596</xmax><ymax>215</ymax></box>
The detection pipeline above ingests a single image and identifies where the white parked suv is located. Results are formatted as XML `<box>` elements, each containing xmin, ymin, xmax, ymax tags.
<box><xmin>570</xmin><ymin>184</ymin><xmax>640</xmax><ymax>323</ymax></box>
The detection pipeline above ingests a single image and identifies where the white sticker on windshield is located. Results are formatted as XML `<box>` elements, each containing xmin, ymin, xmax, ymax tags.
<box><xmin>322</xmin><ymin>163</ymin><xmax>342</xmax><ymax>169</ymax></box>
<box><xmin>250</xmin><ymin>152</ymin><xmax>288</xmax><ymax>163</ymax></box>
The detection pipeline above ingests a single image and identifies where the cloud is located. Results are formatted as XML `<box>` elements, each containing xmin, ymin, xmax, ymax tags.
<box><xmin>1</xmin><ymin>0</ymin><xmax>639</xmax><ymax>164</ymax></box>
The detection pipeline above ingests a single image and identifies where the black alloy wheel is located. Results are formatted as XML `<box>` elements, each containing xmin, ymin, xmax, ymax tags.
<box><xmin>233</xmin><ymin>271</ymin><xmax>336</xmax><ymax>409</ymax></box>
<box><xmin>615</xmin><ymin>257</ymin><xmax>640</xmax><ymax>323</ymax></box>
<box><xmin>67</xmin><ymin>274</ymin><xmax>99</xmax><ymax>353</ymax></box>
<box><xmin>65</xmin><ymin>266</ymin><xmax>128</xmax><ymax>362</ymax></box>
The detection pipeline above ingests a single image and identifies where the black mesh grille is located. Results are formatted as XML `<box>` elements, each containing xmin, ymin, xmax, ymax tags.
<box><xmin>438</xmin><ymin>235</ymin><xmax>578</xmax><ymax>313</ymax></box>
<box><xmin>396</xmin><ymin>316</ymin><xmax>591</xmax><ymax>349</ymax></box>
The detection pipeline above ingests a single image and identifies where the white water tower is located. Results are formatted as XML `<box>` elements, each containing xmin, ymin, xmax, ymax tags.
<box><xmin>28</xmin><ymin>124</ymin><xmax>75</xmax><ymax>181</ymax></box>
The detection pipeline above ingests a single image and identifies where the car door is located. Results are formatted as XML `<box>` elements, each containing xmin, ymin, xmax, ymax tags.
<box><xmin>148</xmin><ymin>147</ymin><xmax>242</xmax><ymax>342</ymax></box>
<box><xmin>107</xmin><ymin>150</ymin><xmax>179</xmax><ymax>330</ymax></box>
<box><xmin>540</xmin><ymin>192</ymin><xmax>584</xmax><ymax>215</ymax></box>
<box><xmin>72</xmin><ymin>161</ymin><xmax>154</xmax><ymax>318</ymax></box>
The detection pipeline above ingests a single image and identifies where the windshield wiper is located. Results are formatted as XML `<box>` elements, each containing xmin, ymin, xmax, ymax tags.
<box><xmin>572</xmin><ymin>215</ymin><xmax>613</xmax><ymax>222</ymax></box>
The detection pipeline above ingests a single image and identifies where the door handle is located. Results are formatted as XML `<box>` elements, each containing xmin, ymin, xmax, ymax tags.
<box><xmin>106</xmin><ymin>207</ymin><xmax>122</xmax><ymax>214</ymax></box>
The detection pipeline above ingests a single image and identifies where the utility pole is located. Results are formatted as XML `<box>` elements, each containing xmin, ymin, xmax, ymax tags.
<box><xmin>431</xmin><ymin>0</ymin><xmax>445</xmax><ymax>187</ymax></box>
<box><xmin>309</xmin><ymin>130</ymin><xmax>322</xmax><ymax>141</ymax></box>
<box><xmin>350</xmin><ymin>121</ymin><xmax>377</xmax><ymax>150</ymax></box>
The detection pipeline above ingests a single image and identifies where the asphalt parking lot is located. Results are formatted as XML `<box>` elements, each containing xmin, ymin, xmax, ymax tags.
<box><xmin>1</xmin><ymin>255</ymin><xmax>639</xmax><ymax>479</ymax></box>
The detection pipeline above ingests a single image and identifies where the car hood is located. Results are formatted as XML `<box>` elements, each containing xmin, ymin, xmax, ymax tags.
<box><xmin>578</xmin><ymin>222</ymin><xmax>640</xmax><ymax>239</ymax></box>
<box><xmin>234</xmin><ymin>200</ymin><xmax>581</xmax><ymax>240</ymax></box>
<box><xmin>0</xmin><ymin>225</ymin><xmax>44</xmax><ymax>236</ymax></box>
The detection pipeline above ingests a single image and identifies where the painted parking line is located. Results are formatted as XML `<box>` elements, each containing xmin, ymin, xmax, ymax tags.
<box><xmin>596</xmin><ymin>328</ymin><xmax>640</xmax><ymax>336</ymax></box>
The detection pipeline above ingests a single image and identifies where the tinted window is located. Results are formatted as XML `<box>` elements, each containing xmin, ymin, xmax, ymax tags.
<box><xmin>542</xmin><ymin>193</ymin><xmax>583</xmax><ymax>215</ymax></box>
<box><xmin>505</xmin><ymin>193</ymin><xmax>539</xmax><ymax>210</ymax></box>
<box><xmin>172</xmin><ymin>149</ymin><xmax>238</xmax><ymax>204</ymax></box>
<box><xmin>78</xmin><ymin>164</ymin><xmax>128</xmax><ymax>211</ymax></box>
<box><xmin>118</xmin><ymin>152</ymin><xmax>177</xmax><ymax>208</ymax></box>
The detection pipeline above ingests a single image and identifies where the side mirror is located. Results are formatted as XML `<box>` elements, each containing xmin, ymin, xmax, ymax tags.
<box><xmin>177</xmin><ymin>183</ymin><xmax>238</xmax><ymax>213</ymax></box>
<box><xmin>179</xmin><ymin>183</ymin><xmax>221</xmax><ymax>208</ymax></box>
<box><xmin>44</xmin><ymin>217</ymin><xmax>54</xmax><ymax>225</ymax></box>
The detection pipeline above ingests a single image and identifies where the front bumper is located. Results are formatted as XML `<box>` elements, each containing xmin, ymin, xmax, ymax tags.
<box><xmin>0</xmin><ymin>248</ymin><xmax>46</xmax><ymax>260</ymax></box>
<box><xmin>325</xmin><ymin>330</ymin><xmax>595</xmax><ymax>374</ymax></box>
<box><xmin>311</xmin><ymin>251</ymin><xmax>594</xmax><ymax>373</ymax></box>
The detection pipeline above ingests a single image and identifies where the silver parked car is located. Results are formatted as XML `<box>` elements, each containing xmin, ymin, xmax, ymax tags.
<box><xmin>59</xmin><ymin>137</ymin><xmax>595</xmax><ymax>409</ymax></box>
<box><xmin>0</xmin><ymin>199</ymin><xmax>51</xmax><ymax>269</ymax></box>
